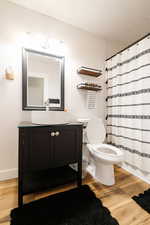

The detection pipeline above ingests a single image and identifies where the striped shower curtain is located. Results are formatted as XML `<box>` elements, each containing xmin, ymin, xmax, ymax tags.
<box><xmin>106</xmin><ymin>35</ymin><xmax>150</xmax><ymax>172</ymax></box>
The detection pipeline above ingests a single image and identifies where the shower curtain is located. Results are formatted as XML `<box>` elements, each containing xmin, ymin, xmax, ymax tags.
<box><xmin>106</xmin><ymin>35</ymin><xmax>150</xmax><ymax>172</ymax></box>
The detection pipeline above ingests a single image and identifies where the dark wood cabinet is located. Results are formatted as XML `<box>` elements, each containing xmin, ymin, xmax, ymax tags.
<box><xmin>26</xmin><ymin>127</ymin><xmax>51</xmax><ymax>171</ymax></box>
<box><xmin>18</xmin><ymin>123</ymin><xmax>83</xmax><ymax>206</ymax></box>
<box><xmin>52</xmin><ymin>126</ymin><xmax>80</xmax><ymax>167</ymax></box>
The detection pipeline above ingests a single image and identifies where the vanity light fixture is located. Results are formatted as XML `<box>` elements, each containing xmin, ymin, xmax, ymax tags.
<box><xmin>21</xmin><ymin>32</ymin><xmax>66</xmax><ymax>56</ymax></box>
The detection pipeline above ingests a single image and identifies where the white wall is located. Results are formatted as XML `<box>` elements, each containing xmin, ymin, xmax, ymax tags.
<box><xmin>0</xmin><ymin>0</ymin><xmax>124</xmax><ymax>180</ymax></box>
<box><xmin>106</xmin><ymin>40</ymin><xmax>127</xmax><ymax>59</ymax></box>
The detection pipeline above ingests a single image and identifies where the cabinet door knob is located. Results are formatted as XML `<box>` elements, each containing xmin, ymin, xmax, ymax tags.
<box><xmin>55</xmin><ymin>131</ymin><xmax>60</xmax><ymax>136</ymax></box>
<box><xmin>51</xmin><ymin>132</ymin><xmax>55</xmax><ymax>136</ymax></box>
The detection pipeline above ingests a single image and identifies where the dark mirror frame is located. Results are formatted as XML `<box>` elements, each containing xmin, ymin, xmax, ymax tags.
<box><xmin>22</xmin><ymin>48</ymin><xmax>65</xmax><ymax>111</ymax></box>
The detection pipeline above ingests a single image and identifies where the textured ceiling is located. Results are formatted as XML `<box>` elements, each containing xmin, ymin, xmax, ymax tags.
<box><xmin>8</xmin><ymin>0</ymin><xmax>150</xmax><ymax>43</ymax></box>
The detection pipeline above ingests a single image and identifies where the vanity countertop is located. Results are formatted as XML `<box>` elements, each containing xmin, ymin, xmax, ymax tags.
<box><xmin>18</xmin><ymin>121</ymin><xmax>83</xmax><ymax>128</ymax></box>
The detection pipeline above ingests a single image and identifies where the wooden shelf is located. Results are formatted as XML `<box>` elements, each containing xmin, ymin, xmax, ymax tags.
<box><xmin>77</xmin><ymin>85</ymin><xmax>101</xmax><ymax>91</ymax></box>
<box><xmin>77</xmin><ymin>66</ymin><xmax>102</xmax><ymax>77</ymax></box>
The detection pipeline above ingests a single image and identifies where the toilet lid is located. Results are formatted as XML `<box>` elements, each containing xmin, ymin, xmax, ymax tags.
<box><xmin>86</xmin><ymin>118</ymin><xmax>106</xmax><ymax>144</ymax></box>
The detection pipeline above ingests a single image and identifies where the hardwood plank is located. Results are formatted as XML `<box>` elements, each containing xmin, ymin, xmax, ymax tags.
<box><xmin>121</xmin><ymin>179</ymin><xmax>149</xmax><ymax>197</ymax></box>
<box><xmin>0</xmin><ymin>167</ymin><xmax>149</xmax><ymax>225</ymax></box>
<box><xmin>112</xmin><ymin>200</ymin><xmax>149</xmax><ymax>225</ymax></box>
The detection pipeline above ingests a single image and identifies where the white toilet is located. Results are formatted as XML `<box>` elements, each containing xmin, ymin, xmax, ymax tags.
<box><xmin>86</xmin><ymin>118</ymin><xmax>123</xmax><ymax>186</ymax></box>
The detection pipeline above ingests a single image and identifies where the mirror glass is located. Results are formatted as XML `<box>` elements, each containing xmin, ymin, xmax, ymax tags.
<box><xmin>22</xmin><ymin>48</ymin><xmax>64</xmax><ymax>110</ymax></box>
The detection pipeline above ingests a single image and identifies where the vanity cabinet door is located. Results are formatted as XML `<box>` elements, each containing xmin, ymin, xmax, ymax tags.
<box><xmin>52</xmin><ymin>126</ymin><xmax>82</xmax><ymax>167</ymax></box>
<box><xmin>26</xmin><ymin>127</ymin><xmax>51</xmax><ymax>171</ymax></box>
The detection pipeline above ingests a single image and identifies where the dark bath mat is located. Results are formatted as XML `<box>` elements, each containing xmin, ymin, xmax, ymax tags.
<box><xmin>132</xmin><ymin>188</ymin><xmax>150</xmax><ymax>213</ymax></box>
<box><xmin>10</xmin><ymin>185</ymin><xmax>119</xmax><ymax>225</ymax></box>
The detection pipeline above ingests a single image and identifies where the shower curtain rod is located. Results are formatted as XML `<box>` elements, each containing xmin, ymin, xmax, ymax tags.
<box><xmin>106</xmin><ymin>32</ymin><xmax>150</xmax><ymax>61</ymax></box>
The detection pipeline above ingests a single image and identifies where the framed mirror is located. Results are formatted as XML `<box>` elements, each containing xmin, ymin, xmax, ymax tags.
<box><xmin>22</xmin><ymin>48</ymin><xmax>65</xmax><ymax>110</ymax></box>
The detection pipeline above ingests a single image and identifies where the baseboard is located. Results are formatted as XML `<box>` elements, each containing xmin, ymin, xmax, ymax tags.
<box><xmin>121</xmin><ymin>163</ymin><xmax>150</xmax><ymax>184</ymax></box>
<box><xmin>0</xmin><ymin>168</ymin><xmax>18</xmax><ymax>181</ymax></box>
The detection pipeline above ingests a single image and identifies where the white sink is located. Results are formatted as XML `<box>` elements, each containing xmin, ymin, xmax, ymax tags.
<box><xmin>31</xmin><ymin>111</ymin><xmax>77</xmax><ymax>125</ymax></box>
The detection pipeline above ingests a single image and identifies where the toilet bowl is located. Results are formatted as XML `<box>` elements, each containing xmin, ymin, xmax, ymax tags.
<box><xmin>86</xmin><ymin>118</ymin><xmax>123</xmax><ymax>186</ymax></box>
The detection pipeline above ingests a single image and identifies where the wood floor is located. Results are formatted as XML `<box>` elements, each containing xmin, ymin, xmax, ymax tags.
<box><xmin>0</xmin><ymin>166</ymin><xmax>150</xmax><ymax>225</ymax></box>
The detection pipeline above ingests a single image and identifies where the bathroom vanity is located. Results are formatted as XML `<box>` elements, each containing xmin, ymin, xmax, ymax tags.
<box><xmin>18</xmin><ymin>122</ymin><xmax>82</xmax><ymax>206</ymax></box>
<box><xmin>20</xmin><ymin>47</ymin><xmax>83</xmax><ymax>206</ymax></box>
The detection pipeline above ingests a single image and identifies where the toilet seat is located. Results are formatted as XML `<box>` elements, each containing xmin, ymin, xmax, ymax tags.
<box><xmin>86</xmin><ymin>118</ymin><xmax>123</xmax><ymax>163</ymax></box>
<box><xmin>87</xmin><ymin>143</ymin><xmax>123</xmax><ymax>163</ymax></box>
